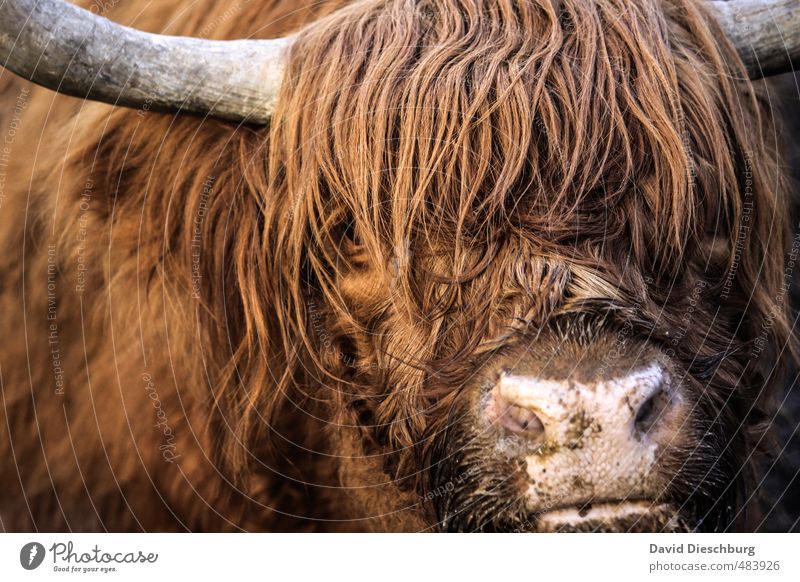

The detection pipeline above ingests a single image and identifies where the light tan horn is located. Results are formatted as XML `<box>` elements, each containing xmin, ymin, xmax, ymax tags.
<box><xmin>1</xmin><ymin>0</ymin><xmax>797</xmax><ymax>125</ymax></box>
<box><xmin>710</xmin><ymin>0</ymin><xmax>800</xmax><ymax>78</ymax></box>
<box><xmin>0</xmin><ymin>0</ymin><xmax>291</xmax><ymax>123</ymax></box>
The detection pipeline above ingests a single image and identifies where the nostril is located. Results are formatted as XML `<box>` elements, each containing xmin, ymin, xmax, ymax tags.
<box><xmin>497</xmin><ymin>401</ymin><xmax>545</xmax><ymax>438</ymax></box>
<box><xmin>634</xmin><ymin>389</ymin><xmax>668</xmax><ymax>436</ymax></box>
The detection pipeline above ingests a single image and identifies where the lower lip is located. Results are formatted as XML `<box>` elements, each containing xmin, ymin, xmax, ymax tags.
<box><xmin>536</xmin><ymin>500</ymin><xmax>677</xmax><ymax>531</ymax></box>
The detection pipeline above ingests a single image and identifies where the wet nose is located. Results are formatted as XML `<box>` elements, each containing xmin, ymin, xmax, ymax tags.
<box><xmin>487</xmin><ymin>365</ymin><xmax>676</xmax><ymax>444</ymax></box>
<box><xmin>484</xmin><ymin>364</ymin><xmax>684</xmax><ymax>509</ymax></box>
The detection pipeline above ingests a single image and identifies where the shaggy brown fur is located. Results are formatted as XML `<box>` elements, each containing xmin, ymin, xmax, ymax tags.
<box><xmin>0</xmin><ymin>0</ymin><xmax>795</xmax><ymax>531</ymax></box>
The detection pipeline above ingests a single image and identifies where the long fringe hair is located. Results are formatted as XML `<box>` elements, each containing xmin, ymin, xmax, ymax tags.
<box><xmin>33</xmin><ymin>0</ymin><xmax>795</xmax><ymax>526</ymax></box>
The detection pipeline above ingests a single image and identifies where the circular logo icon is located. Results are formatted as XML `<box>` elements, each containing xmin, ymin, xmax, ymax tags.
<box><xmin>20</xmin><ymin>542</ymin><xmax>46</xmax><ymax>570</ymax></box>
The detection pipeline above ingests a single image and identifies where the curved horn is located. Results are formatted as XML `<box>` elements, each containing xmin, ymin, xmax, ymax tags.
<box><xmin>710</xmin><ymin>0</ymin><xmax>799</xmax><ymax>78</ymax></box>
<box><xmin>0</xmin><ymin>1</ymin><xmax>797</xmax><ymax>125</ymax></box>
<box><xmin>0</xmin><ymin>0</ymin><xmax>291</xmax><ymax>123</ymax></box>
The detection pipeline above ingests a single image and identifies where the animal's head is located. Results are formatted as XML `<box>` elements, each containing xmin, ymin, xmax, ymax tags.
<box><xmin>6</xmin><ymin>0</ymin><xmax>798</xmax><ymax>531</ymax></box>
<box><xmin>259</xmin><ymin>0</ymin><xmax>796</xmax><ymax>532</ymax></box>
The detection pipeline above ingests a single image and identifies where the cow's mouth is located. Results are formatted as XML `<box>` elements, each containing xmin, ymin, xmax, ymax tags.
<box><xmin>535</xmin><ymin>500</ymin><xmax>684</xmax><ymax>532</ymax></box>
